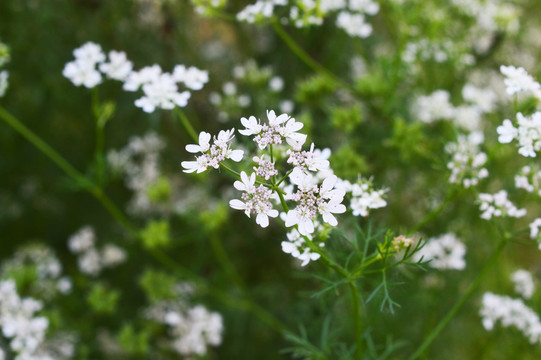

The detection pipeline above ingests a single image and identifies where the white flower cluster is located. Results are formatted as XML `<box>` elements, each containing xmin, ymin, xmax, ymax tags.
<box><xmin>411</xmin><ymin>86</ymin><xmax>494</xmax><ymax>132</ymax></box>
<box><xmin>1</xmin><ymin>244</ymin><xmax>72</xmax><ymax>298</ymax></box>
<box><xmin>181</xmin><ymin>129</ymin><xmax>244</xmax><ymax>173</ymax></box>
<box><xmin>236</xmin><ymin>0</ymin><xmax>286</xmax><ymax>23</ymax></box>
<box><xmin>515</xmin><ymin>165</ymin><xmax>541</xmax><ymax>195</ymax></box>
<box><xmin>107</xmin><ymin>132</ymin><xmax>166</xmax><ymax>216</ymax></box>
<box><xmin>336</xmin><ymin>177</ymin><xmax>387</xmax><ymax>217</ymax></box>
<box><xmin>511</xmin><ymin>270</ymin><xmax>535</xmax><ymax>300</ymax></box>
<box><xmin>63</xmin><ymin>42</ymin><xmax>208</xmax><ymax>113</ymax></box>
<box><xmin>67</xmin><ymin>226</ymin><xmax>127</xmax><ymax>276</ymax></box>
<box><xmin>411</xmin><ymin>90</ymin><xmax>455</xmax><ymax>124</ymax></box>
<box><xmin>413</xmin><ymin>233</ymin><xmax>466</xmax><ymax>270</ymax></box>
<box><xmin>480</xmin><ymin>292</ymin><xmax>541</xmax><ymax>344</ymax></box>
<box><xmin>402</xmin><ymin>39</ymin><xmax>474</xmax><ymax>70</ymax></box>
<box><xmin>452</xmin><ymin>0</ymin><xmax>519</xmax><ymax>52</ymax></box>
<box><xmin>500</xmin><ymin>65</ymin><xmax>541</xmax><ymax>99</ymax></box>
<box><xmin>462</xmin><ymin>84</ymin><xmax>498</xmax><ymax>113</ymax></box>
<box><xmin>529</xmin><ymin>218</ymin><xmax>541</xmax><ymax>249</ymax></box>
<box><xmin>230</xmin><ymin>172</ymin><xmax>279</xmax><ymax>228</ymax></box>
<box><xmin>445</xmin><ymin>132</ymin><xmax>488</xmax><ymax>187</ymax></box>
<box><xmin>478</xmin><ymin>190</ymin><xmax>526</xmax><ymax>220</ymax></box>
<box><xmin>0</xmin><ymin>280</ymin><xmax>47</xmax><ymax>359</ymax></box>
<box><xmin>0</xmin><ymin>41</ymin><xmax>10</xmax><ymax>98</ymax></box>
<box><xmin>497</xmin><ymin>112</ymin><xmax>541</xmax><ymax>158</ymax></box>
<box><xmin>281</xmin><ymin>225</ymin><xmax>325</xmax><ymax>267</ymax></box>
<box><xmin>145</xmin><ymin>284</ymin><xmax>223</xmax><ymax>357</ymax></box>
<box><xmin>236</xmin><ymin>0</ymin><xmax>379</xmax><ymax>38</ymax></box>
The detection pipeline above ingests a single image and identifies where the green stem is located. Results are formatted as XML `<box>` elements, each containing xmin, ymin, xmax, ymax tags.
<box><xmin>209</xmin><ymin>233</ymin><xmax>248</xmax><ymax>295</ymax></box>
<box><xmin>349</xmin><ymin>282</ymin><xmax>363</xmax><ymax>359</ymax></box>
<box><xmin>272</xmin><ymin>21</ymin><xmax>335</xmax><ymax>83</ymax></box>
<box><xmin>174</xmin><ymin>107</ymin><xmax>199</xmax><ymax>142</ymax></box>
<box><xmin>410</xmin><ymin>188</ymin><xmax>460</xmax><ymax>233</ymax></box>
<box><xmin>0</xmin><ymin>106</ymin><xmax>93</xmax><ymax>189</ymax></box>
<box><xmin>408</xmin><ymin>234</ymin><xmax>511</xmax><ymax>360</ymax></box>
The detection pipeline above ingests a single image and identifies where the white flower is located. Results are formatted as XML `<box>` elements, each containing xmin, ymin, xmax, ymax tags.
<box><xmin>182</xmin><ymin>129</ymin><xmax>244</xmax><ymax>173</ymax></box>
<box><xmin>500</xmin><ymin>65</ymin><xmax>541</xmax><ymax>96</ymax></box>
<box><xmin>286</xmin><ymin>170</ymin><xmax>346</xmax><ymax>235</ymax></box>
<box><xmin>445</xmin><ymin>132</ymin><xmax>489</xmax><ymax>188</ymax></box>
<box><xmin>134</xmin><ymin>73</ymin><xmax>191</xmax><ymax>113</ymax></box>
<box><xmin>67</xmin><ymin>226</ymin><xmax>95</xmax><ymax>254</ymax></box>
<box><xmin>63</xmin><ymin>60</ymin><xmax>102</xmax><ymax>88</ymax></box>
<box><xmin>0</xmin><ymin>70</ymin><xmax>8</xmax><ymax>97</ymax></box>
<box><xmin>99</xmin><ymin>50</ymin><xmax>133</xmax><ymax>81</ymax></box>
<box><xmin>186</xmin><ymin>132</ymin><xmax>211</xmax><ymax>153</ymax></box>
<box><xmin>411</xmin><ymin>90</ymin><xmax>455</xmax><ymax>124</ymax></box>
<box><xmin>511</xmin><ymin>270</ymin><xmax>535</xmax><ymax>299</ymax></box>
<box><xmin>230</xmin><ymin>171</ymin><xmax>278</xmax><ymax>227</ymax></box>
<box><xmin>173</xmin><ymin>65</ymin><xmax>209</xmax><ymax>90</ymax></box>
<box><xmin>279</xmin><ymin>117</ymin><xmax>307</xmax><ymax>150</ymax></box>
<box><xmin>239</xmin><ymin>116</ymin><xmax>263</xmax><ymax>136</ymax></box>
<box><xmin>123</xmin><ymin>64</ymin><xmax>162</xmax><ymax>91</ymax></box>
<box><xmin>73</xmin><ymin>42</ymin><xmax>105</xmax><ymax>64</ymax></box>
<box><xmin>269</xmin><ymin>76</ymin><xmax>284</xmax><ymax>92</ymax></box>
<box><xmin>497</xmin><ymin>119</ymin><xmax>517</xmax><ymax>143</ymax></box>
<box><xmin>478</xmin><ymin>190</ymin><xmax>526</xmax><ymax>220</ymax></box>
<box><xmin>413</xmin><ymin>233</ymin><xmax>466</xmax><ymax>270</ymax></box>
<box><xmin>336</xmin><ymin>12</ymin><xmax>373</xmax><ymax>38</ymax></box>
<box><xmin>480</xmin><ymin>292</ymin><xmax>541</xmax><ymax>344</ymax></box>
<box><xmin>101</xmin><ymin>244</ymin><xmax>127</xmax><ymax>267</ymax></box>
<box><xmin>63</xmin><ymin>42</ymin><xmax>106</xmax><ymax>88</ymax></box>
<box><xmin>78</xmin><ymin>248</ymin><xmax>102</xmax><ymax>276</ymax></box>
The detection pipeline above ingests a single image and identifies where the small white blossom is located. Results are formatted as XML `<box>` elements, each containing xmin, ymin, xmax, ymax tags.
<box><xmin>134</xmin><ymin>73</ymin><xmax>191</xmax><ymax>113</ymax></box>
<box><xmin>480</xmin><ymin>292</ymin><xmax>541</xmax><ymax>344</ymax></box>
<box><xmin>67</xmin><ymin>226</ymin><xmax>96</xmax><ymax>254</ymax></box>
<box><xmin>336</xmin><ymin>12</ymin><xmax>372</xmax><ymax>38</ymax></box>
<box><xmin>173</xmin><ymin>65</ymin><xmax>209</xmax><ymax>90</ymax></box>
<box><xmin>413</xmin><ymin>233</ymin><xmax>466</xmax><ymax>270</ymax></box>
<box><xmin>182</xmin><ymin>129</ymin><xmax>244</xmax><ymax>173</ymax></box>
<box><xmin>99</xmin><ymin>50</ymin><xmax>133</xmax><ymax>81</ymax></box>
<box><xmin>0</xmin><ymin>70</ymin><xmax>8</xmax><ymax>97</ymax></box>
<box><xmin>497</xmin><ymin>112</ymin><xmax>541</xmax><ymax>157</ymax></box>
<box><xmin>478</xmin><ymin>190</ymin><xmax>526</xmax><ymax>220</ymax></box>
<box><xmin>63</xmin><ymin>42</ymin><xmax>105</xmax><ymax>88</ymax></box>
<box><xmin>511</xmin><ymin>270</ymin><xmax>535</xmax><ymax>300</ymax></box>
<box><xmin>500</xmin><ymin>65</ymin><xmax>541</xmax><ymax>96</ymax></box>
<box><xmin>445</xmin><ymin>132</ymin><xmax>489</xmax><ymax>188</ymax></box>
<box><xmin>285</xmin><ymin>169</ymin><xmax>346</xmax><ymax>235</ymax></box>
<box><xmin>229</xmin><ymin>172</ymin><xmax>278</xmax><ymax>228</ymax></box>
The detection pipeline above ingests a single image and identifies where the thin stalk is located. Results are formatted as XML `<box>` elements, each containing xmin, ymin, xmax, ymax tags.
<box><xmin>271</xmin><ymin>21</ymin><xmax>336</xmax><ymax>83</ymax></box>
<box><xmin>408</xmin><ymin>234</ymin><xmax>511</xmax><ymax>360</ymax></box>
<box><xmin>91</xmin><ymin>88</ymin><xmax>105</xmax><ymax>185</ymax></box>
<box><xmin>349</xmin><ymin>282</ymin><xmax>363</xmax><ymax>359</ymax></box>
<box><xmin>174</xmin><ymin>107</ymin><xmax>199</xmax><ymax>142</ymax></box>
<box><xmin>219</xmin><ymin>162</ymin><xmax>242</xmax><ymax>179</ymax></box>
<box><xmin>410</xmin><ymin>188</ymin><xmax>460</xmax><ymax>233</ymax></box>
<box><xmin>209</xmin><ymin>233</ymin><xmax>249</xmax><ymax>295</ymax></box>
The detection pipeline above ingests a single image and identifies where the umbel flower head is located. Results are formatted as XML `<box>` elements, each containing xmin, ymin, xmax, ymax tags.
<box><xmin>181</xmin><ymin>129</ymin><xmax>244</xmax><ymax>173</ymax></box>
<box><xmin>184</xmin><ymin>109</ymin><xmax>385</xmax><ymax>266</ymax></box>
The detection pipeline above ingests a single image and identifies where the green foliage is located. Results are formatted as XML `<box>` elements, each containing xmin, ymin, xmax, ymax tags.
<box><xmin>117</xmin><ymin>324</ymin><xmax>151</xmax><ymax>356</ymax></box>
<box><xmin>87</xmin><ymin>283</ymin><xmax>120</xmax><ymax>314</ymax></box>
<box><xmin>140</xmin><ymin>220</ymin><xmax>170</xmax><ymax>249</ymax></box>
<box><xmin>295</xmin><ymin>75</ymin><xmax>337</xmax><ymax>104</ymax></box>
<box><xmin>330</xmin><ymin>145</ymin><xmax>368</xmax><ymax>179</ymax></box>
<box><xmin>146</xmin><ymin>176</ymin><xmax>172</xmax><ymax>203</ymax></box>
<box><xmin>139</xmin><ymin>269</ymin><xmax>177</xmax><ymax>303</ymax></box>
<box><xmin>331</xmin><ymin>105</ymin><xmax>363</xmax><ymax>133</ymax></box>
